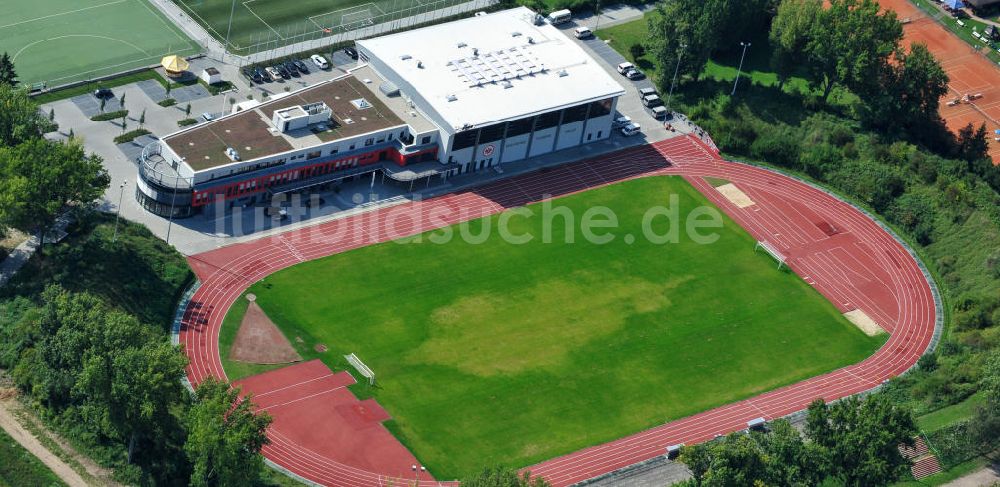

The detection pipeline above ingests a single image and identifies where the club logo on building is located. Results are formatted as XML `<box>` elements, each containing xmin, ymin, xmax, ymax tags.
<box><xmin>482</xmin><ymin>144</ymin><xmax>495</xmax><ymax>157</ymax></box>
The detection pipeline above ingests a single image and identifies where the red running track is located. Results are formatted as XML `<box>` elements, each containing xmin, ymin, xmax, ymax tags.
<box><xmin>179</xmin><ymin>135</ymin><xmax>937</xmax><ymax>486</ymax></box>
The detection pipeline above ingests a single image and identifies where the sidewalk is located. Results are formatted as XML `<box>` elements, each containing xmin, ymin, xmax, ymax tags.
<box><xmin>0</xmin><ymin>217</ymin><xmax>70</xmax><ymax>288</ymax></box>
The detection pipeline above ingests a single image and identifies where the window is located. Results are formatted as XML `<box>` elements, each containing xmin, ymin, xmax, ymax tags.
<box><xmin>535</xmin><ymin>111</ymin><xmax>561</xmax><ymax>130</ymax></box>
<box><xmin>376</xmin><ymin>137</ymin><xmax>385</xmax><ymax>143</ymax></box>
<box><xmin>364</xmin><ymin>137</ymin><xmax>374</xmax><ymax>146</ymax></box>
<box><xmin>330</xmin><ymin>148</ymin><xmax>338</xmax><ymax>155</ymax></box>
<box><xmin>306</xmin><ymin>150</ymin><xmax>321</xmax><ymax>160</ymax></box>
<box><xmin>478</xmin><ymin>123</ymin><xmax>505</xmax><ymax>144</ymax></box>
<box><xmin>506</xmin><ymin>117</ymin><xmax>534</xmax><ymax>137</ymax></box>
<box><xmin>561</xmin><ymin>104</ymin><xmax>589</xmax><ymax>124</ymax></box>
<box><xmin>452</xmin><ymin>130</ymin><xmax>478</xmax><ymax>151</ymax></box>
<box><xmin>349</xmin><ymin>144</ymin><xmax>356</xmax><ymax>150</ymax></box>
<box><xmin>421</xmin><ymin>135</ymin><xmax>432</xmax><ymax>145</ymax></box>
<box><xmin>588</xmin><ymin>98</ymin><xmax>613</xmax><ymax>118</ymax></box>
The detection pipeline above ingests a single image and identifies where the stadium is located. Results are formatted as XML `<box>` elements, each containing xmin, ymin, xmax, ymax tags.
<box><xmin>179</xmin><ymin>134</ymin><xmax>938</xmax><ymax>484</ymax></box>
<box><xmin>167</xmin><ymin>7</ymin><xmax>941</xmax><ymax>486</ymax></box>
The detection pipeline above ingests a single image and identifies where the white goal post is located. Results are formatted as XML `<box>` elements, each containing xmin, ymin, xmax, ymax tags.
<box><xmin>754</xmin><ymin>240</ymin><xmax>787</xmax><ymax>269</ymax></box>
<box><xmin>345</xmin><ymin>353</ymin><xmax>376</xmax><ymax>385</ymax></box>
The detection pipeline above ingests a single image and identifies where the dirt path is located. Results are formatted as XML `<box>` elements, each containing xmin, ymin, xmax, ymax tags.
<box><xmin>0</xmin><ymin>397</ymin><xmax>88</xmax><ymax>487</ymax></box>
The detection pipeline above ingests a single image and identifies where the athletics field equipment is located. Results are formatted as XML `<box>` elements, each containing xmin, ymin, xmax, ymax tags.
<box><xmin>179</xmin><ymin>135</ymin><xmax>939</xmax><ymax>485</ymax></box>
<box><xmin>0</xmin><ymin>0</ymin><xmax>199</xmax><ymax>88</ymax></box>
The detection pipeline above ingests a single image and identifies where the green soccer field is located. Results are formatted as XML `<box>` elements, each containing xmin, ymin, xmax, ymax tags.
<box><xmin>223</xmin><ymin>176</ymin><xmax>884</xmax><ymax>478</ymax></box>
<box><xmin>172</xmin><ymin>0</ymin><xmax>470</xmax><ymax>54</ymax></box>
<box><xmin>0</xmin><ymin>0</ymin><xmax>199</xmax><ymax>87</ymax></box>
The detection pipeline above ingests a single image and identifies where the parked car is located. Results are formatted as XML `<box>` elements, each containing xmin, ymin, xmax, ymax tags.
<box><xmin>274</xmin><ymin>64</ymin><xmax>291</xmax><ymax>79</ymax></box>
<box><xmin>574</xmin><ymin>26</ymin><xmax>592</xmax><ymax>39</ymax></box>
<box><xmin>620</xmin><ymin>123</ymin><xmax>641</xmax><ymax>136</ymax></box>
<box><xmin>265</xmin><ymin>66</ymin><xmax>282</xmax><ymax>81</ymax></box>
<box><xmin>617</xmin><ymin>62</ymin><xmax>635</xmax><ymax>75</ymax></box>
<box><xmin>242</xmin><ymin>67</ymin><xmax>263</xmax><ymax>84</ymax></box>
<box><xmin>311</xmin><ymin>54</ymin><xmax>330</xmax><ymax>69</ymax></box>
<box><xmin>282</xmin><ymin>61</ymin><xmax>301</xmax><ymax>77</ymax></box>
<box><xmin>639</xmin><ymin>87</ymin><xmax>658</xmax><ymax>97</ymax></box>
<box><xmin>252</xmin><ymin>66</ymin><xmax>269</xmax><ymax>83</ymax></box>
<box><xmin>612</xmin><ymin>115</ymin><xmax>632</xmax><ymax>129</ymax></box>
<box><xmin>344</xmin><ymin>46</ymin><xmax>358</xmax><ymax>60</ymax></box>
<box><xmin>625</xmin><ymin>68</ymin><xmax>645</xmax><ymax>80</ymax></box>
<box><xmin>293</xmin><ymin>59</ymin><xmax>310</xmax><ymax>74</ymax></box>
<box><xmin>93</xmin><ymin>87</ymin><xmax>114</xmax><ymax>99</ymax></box>
<box><xmin>642</xmin><ymin>94</ymin><xmax>662</xmax><ymax>107</ymax></box>
<box><xmin>201</xmin><ymin>112</ymin><xmax>215</xmax><ymax>122</ymax></box>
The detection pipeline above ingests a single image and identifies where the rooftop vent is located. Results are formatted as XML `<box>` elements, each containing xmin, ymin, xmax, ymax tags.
<box><xmin>511</xmin><ymin>31</ymin><xmax>522</xmax><ymax>37</ymax></box>
<box><xmin>400</xmin><ymin>54</ymin><xmax>412</xmax><ymax>60</ymax></box>
<box><xmin>472</xmin><ymin>47</ymin><xmax>479</xmax><ymax>57</ymax></box>
<box><xmin>343</xmin><ymin>118</ymin><xmax>354</xmax><ymax>124</ymax></box>
<box><xmin>558</xmin><ymin>69</ymin><xmax>568</xmax><ymax>77</ymax></box>
<box><xmin>527</xmin><ymin>37</ymin><xmax>534</xmax><ymax>44</ymax></box>
<box><xmin>501</xmin><ymin>80</ymin><xmax>513</xmax><ymax>89</ymax></box>
<box><xmin>446</xmin><ymin>94</ymin><xmax>458</xmax><ymax>102</ymax></box>
<box><xmin>224</xmin><ymin>147</ymin><xmax>240</xmax><ymax>161</ymax></box>
<box><xmin>457</xmin><ymin>42</ymin><xmax>467</xmax><ymax>48</ymax></box>
<box><xmin>350</xmin><ymin>98</ymin><xmax>373</xmax><ymax>110</ymax></box>
<box><xmin>417</xmin><ymin>61</ymin><xmax>423</xmax><ymax>69</ymax></box>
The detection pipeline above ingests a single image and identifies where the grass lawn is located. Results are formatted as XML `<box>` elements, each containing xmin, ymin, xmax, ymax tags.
<box><xmin>596</xmin><ymin>13</ymin><xmax>813</xmax><ymax>94</ymax></box>
<box><xmin>172</xmin><ymin>0</ymin><xmax>467</xmax><ymax>54</ymax></box>
<box><xmin>918</xmin><ymin>393</ymin><xmax>986</xmax><ymax>433</ymax></box>
<box><xmin>0</xmin><ymin>427</ymin><xmax>64</xmax><ymax>487</ymax></box>
<box><xmin>0</xmin><ymin>0</ymin><xmax>198</xmax><ymax>87</ymax></box>
<box><xmin>224</xmin><ymin>176</ymin><xmax>882</xmax><ymax>478</ymax></box>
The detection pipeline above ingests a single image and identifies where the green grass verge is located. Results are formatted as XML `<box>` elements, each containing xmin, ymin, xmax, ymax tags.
<box><xmin>918</xmin><ymin>393</ymin><xmax>986</xmax><ymax>433</ymax></box>
<box><xmin>225</xmin><ymin>176</ymin><xmax>883</xmax><ymax>478</ymax></box>
<box><xmin>31</xmin><ymin>70</ymin><xmax>163</xmax><ymax>104</ymax></box>
<box><xmin>0</xmin><ymin>427</ymin><xmax>65</xmax><ymax>487</ymax></box>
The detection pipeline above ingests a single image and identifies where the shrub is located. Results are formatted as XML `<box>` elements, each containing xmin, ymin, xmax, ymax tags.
<box><xmin>113</xmin><ymin>129</ymin><xmax>151</xmax><ymax>144</ymax></box>
<box><xmin>629</xmin><ymin>43</ymin><xmax>646</xmax><ymax>60</ymax></box>
<box><xmin>90</xmin><ymin>109</ymin><xmax>128</xmax><ymax>122</ymax></box>
<box><xmin>158</xmin><ymin>98</ymin><xmax>177</xmax><ymax>107</ymax></box>
<box><xmin>177</xmin><ymin>118</ymin><xmax>198</xmax><ymax>127</ymax></box>
<box><xmin>919</xmin><ymin>353</ymin><xmax>939</xmax><ymax>372</ymax></box>
<box><xmin>749</xmin><ymin>127</ymin><xmax>800</xmax><ymax>167</ymax></box>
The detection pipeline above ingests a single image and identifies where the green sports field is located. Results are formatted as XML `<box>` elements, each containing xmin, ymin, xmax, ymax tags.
<box><xmin>0</xmin><ymin>0</ymin><xmax>199</xmax><ymax>87</ymax></box>
<box><xmin>223</xmin><ymin>176</ymin><xmax>884</xmax><ymax>478</ymax></box>
<box><xmin>172</xmin><ymin>0</ymin><xmax>469</xmax><ymax>54</ymax></box>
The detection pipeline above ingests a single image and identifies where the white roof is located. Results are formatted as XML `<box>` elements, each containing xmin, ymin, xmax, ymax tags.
<box><xmin>357</xmin><ymin>7</ymin><xmax>624</xmax><ymax>131</ymax></box>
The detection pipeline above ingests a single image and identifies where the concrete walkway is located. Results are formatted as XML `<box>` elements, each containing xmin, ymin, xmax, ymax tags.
<box><xmin>942</xmin><ymin>463</ymin><xmax>1000</xmax><ymax>487</ymax></box>
<box><xmin>0</xmin><ymin>217</ymin><xmax>70</xmax><ymax>288</ymax></box>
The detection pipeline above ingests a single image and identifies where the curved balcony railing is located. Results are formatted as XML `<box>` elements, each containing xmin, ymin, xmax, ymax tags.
<box><xmin>139</xmin><ymin>141</ymin><xmax>194</xmax><ymax>191</ymax></box>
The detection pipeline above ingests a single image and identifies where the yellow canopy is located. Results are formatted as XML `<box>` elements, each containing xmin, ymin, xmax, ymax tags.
<box><xmin>161</xmin><ymin>55</ymin><xmax>189</xmax><ymax>73</ymax></box>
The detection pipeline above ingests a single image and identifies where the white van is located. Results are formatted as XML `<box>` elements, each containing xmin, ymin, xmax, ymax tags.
<box><xmin>574</xmin><ymin>26</ymin><xmax>592</xmax><ymax>38</ymax></box>
<box><xmin>548</xmin><ymin>9</ymin><xmax>572</xmax><ymax>24</ymax></box>
<box><xmin>310</xmin><ymin>54</ymin><xmax>330</xmax><ymax>70</ymax></box>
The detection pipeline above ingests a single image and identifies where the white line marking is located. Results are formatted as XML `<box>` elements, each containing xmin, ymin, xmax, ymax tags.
<box><xmin>0</xmin><ymin>0</ymin><xmax>127</xmax><ymax>30</ymax></box>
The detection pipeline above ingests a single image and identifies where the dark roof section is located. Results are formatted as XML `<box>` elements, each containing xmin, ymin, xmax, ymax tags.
<box><xmin>164</xmin><ymin>75</ymin><xmax>405</xmax><ymax>171</ymax></box>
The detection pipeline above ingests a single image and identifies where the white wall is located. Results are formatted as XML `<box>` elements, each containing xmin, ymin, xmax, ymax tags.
<box><xmin>500</xmin><ymin>133</ymin><xmax>530</xmax><ymax>163</ymax></box>
<box><xmin>528</xmin><ymin>127</ymin><xmax>557</xmax><ymax>158</ymax></box>
<box><xmin>554</xmin><ymin>120</ymin><xmax>584</xmax><ymax>151</ymax></box>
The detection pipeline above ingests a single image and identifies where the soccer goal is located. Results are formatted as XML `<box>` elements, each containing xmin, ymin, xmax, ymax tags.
<box><xmin>345</xmin><ymin>353</ymin><xmax>376</xmax><ymax>385</ymax></box>
<box><xmin>754</xmin><ymin>240</ymin><xmax>787</xmax><ymax>269</ymax></box>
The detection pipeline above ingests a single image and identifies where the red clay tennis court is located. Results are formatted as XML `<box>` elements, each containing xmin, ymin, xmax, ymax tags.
<box><xmin>881</xmin><ymin>0</ymin><xmax>1000</xmax><ymax>163</ymax></box>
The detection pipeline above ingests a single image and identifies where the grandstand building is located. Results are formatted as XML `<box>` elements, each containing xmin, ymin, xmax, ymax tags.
<box><xmin>136</xmin><ymin>7</ymin><xmax>624</xmax><ymax>217</ymax></box>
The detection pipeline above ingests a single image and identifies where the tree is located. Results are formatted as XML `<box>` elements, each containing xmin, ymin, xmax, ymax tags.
<box><xmin>185</xmin><ymin>103</ymin><xmax>192</xmax><ymax>117</ymax></box>
<box><xmin>48</xmin><ymin>108</ymin><xmax>55</xmax><ymax>122</ymax></box>
<box><xmin>956</xmin><ymin>122</ymin><xmax>990</xmax><ymax>163</ymax></box>
<box><xmin>0</xmin><ymin>137</ymin><xmax>109</xmax><ymax>255</ymax></box>
<box><xmin>0</xmin><ymin>52</ymin><xmax>16</xmax><ymax>86</ymax></box>
<box><xmin>76</xmin><ymin>322</ymin><xmax>188</xmax><ymax>463</ymax></box>
<box><xmin>100</xmin><ymin>97</ymin><xmax>107</xmax><ymax>114</ymax></box>
<box><xmin>165</xmin><ymin>82</ymin><xmax>172</xmax><ymax>96</ymax></box>
<box><xmin>461</xmin><ymin>466</ymin><xmax>550</xmax><ymax>487</ymax></box>
<box><xmin>139</xmin><ymin>109</ymin><xmax>146</xmax><ymax>130</ymax></box>
<box><xmin>799</xmin><ymin>0</ymin><xmax>903</xmax><ymax>101</ymax></box>
<box><xmin>185</xmin><ymin>378</ymin><xmax>271</xmax><ymax>487</ymax></box>
<box><xmin>119</xmin><ymin>91</ymin><xmax>126</xmax><ymax>109</ymax></box>
<box><xmin>121</xmin><ymin>117</ymin><xmax>128</xmax><ymax>135</ymax></box>
<box><xmin>805</xmin><ymin>395</ymin><xmax>917</xmax><ymax>487</ymax></box>
<box><xmin>0</xmin><ymin>84</ymin><xmax>45</xmax><ymax>146</ymax></box>
<box><xmin>679</xmin><ymin>420</ymin><xmax>824</xmax><ymax>486</ymax></box>
<box><xmin>770</xmin><ymin>0</ymin><xmax>822</xmax><ymax>90</ymax></box>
